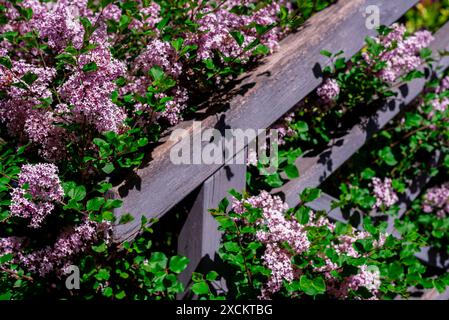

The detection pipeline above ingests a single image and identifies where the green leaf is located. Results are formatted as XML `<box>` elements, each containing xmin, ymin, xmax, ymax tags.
<box><xmin>334</xmin><ymin>57</ymin><xmax>346</xmax><ymax>70</ymax></box>
<box><xmin>191</xmin><ymin>281</ymin><xmax>210</xmax><ymax>295</ymax></box>
<box><xmin>224</xmin><ymin>241</ymin><xmax>240</xmax><ymax>253</ymax></box>
<box><xmin>149</xmin><ymin>65</ymin><xmax>164</xmax><ymax>82</ymax></box>
<box><xmin>102</xmin><ymin>211</ymin><xmax>115</xmax><ymax>222</ymax></box>
<box><xmin>361</xmin><ymin>168</ymin><xmax>376</xmax><ymax>180</ymax></box>
<box><xmin>100</xmin><ymin>0</ymin><xmax>115</xmax><ymax>8</ymax></box>
<box><xmin>19</xmin><ymin>7</ymin><xmax>33</xmax><ymax>21</ymax></box>
<box><xmin>102</xmin><ymin>162</ymin><xmax>115</xmax><ymax>174</ymax></box>
<box><xmin>230</xmin><ymin>31</ymin><xmax>244</xmax><ymax>46</ymax></box>
<box><xmin>64</xmin><ymin>182</ymin><xmax>86</xmax><ymax>201</ymax></box>
<box><xmin>388</xmin><ymin>261</ymin><xmax>403</xmax><ymax>279</ymax></box>
<box><xmin>171</xmin><ymin>38</ymin><xmax>184</xmax><ymax>52</ymax></box>
<box><xmin>284</xmin><ymin>164</ymin><xmax>299</xmax><ymax>179</ymax></box>
<box><xmin>103</xmin><ymin>287</ymin><xmax>113</xmax><ymax>298</ymax></box>
<box><xmin>86</xmin><ymin>197</ymin><xmax>105</xmax><ymax>211</ymax></box>
<box><xmin>96</xmin><ymin>182</ymin><xmax>112</xmax><ymax>193</ymax></box>
<box><xmin>420</xmin><ymin>47</ymin><xmax>432</xmax><ymax>59</ymax></box>
<box><xmin>265</xmin><ymin>173</ymin><xmax>283</xmax><ymax>188</ymax></box>
<box><xmin>0</xmin><ymin>211</ymin><xmax>10</xmax><ymax>222</ymax></box>
<box><xmin>404</xmin><ymin>112</ymin><xmax>423</xmax><ymax>128</ymax></box>
<box><xmin>252</xmin><ymin>44</ymin><xmax>270</xmax><ymax>55</ymax></box>
<box><xmin>379</xmin><ymin>147</ymin><xmax>397</xmax><ymax>166</ymax></box>
<box><xmin>92</xmin><ymin>241</ymin><xmax>107</xmax><ymax>253</ymax></box>
<box><xmin>21</xmin><ymin>72</ymin><xmax>38</xmax><ymax>85</ymax></box>
<box><xmin>403</xmin><ymin>70</ymin><xmax>425</xmax><ymax>82</ymax></box>
<box><xmin>299</xmin><ymin>275</ymin><xmax>324</xmax><ymax>296</ymax></box>
<box><xmin>312</xmin><ymin>277</ymin><xmax>326</xmax><ymax>294</ymax></box>
<box><xmin>0</xmin><ymin>56</ymin><xmax>12</xmax><ymax>69</ymax></box>
<box><xmin>320</xmin><ymin>50</ymin><xmax>333</xmax><ymax>57</ymax></box>
<box><xmin>137</xmin><ymin>137</ymin><xmax>148</xmax><ymax>147</ymax></box>
<box><xmin>0</xmin><ymin>253</ymin><xmax>13</xmax><ymax>265</ymax></box>
<box><xmin>295</xmin><ymin>206</ymin><xmax>310</xmax><ymax>225</ymax></box>
<box><xmin>119</xmin><ymin>213</ymin><xmax>134</xmax><ymax>224</ymax></box>
<box><xmin>82</xmin><ymin>62</ymin><xmax>97</xmax><ymax>72</ymax></box>
<box><xmin>118</xmin><ymin>15</ymin><xmax>131</xmax><ymax>29</ymax></box>
<box><xmin>218</xmin><ymin>197</ymin><xmax>229</xmax><ymax>213</ymax></box>
<box><xmin>93</xmin><ymin>138</ymin><xmax>109</xmax><ymax>149</ymax></box>
<box><xmin>300</xmin><ymin>188</ymin><xmax>321</xmax><ymax>203</ymax></box>
<box><xmin>115</xmin><ymin>290</ymin><xmax>126</xmax><ymax>300</ymax></box>
<box><xmin>95</xmin><ymin>268</ymin><xmax>110</xmax><ymax>281</ymax></box>
<box><xmin>148</xmin><ymin>252</ymin><xmax>168</xmax><ymax>271</ymax></box>
<box><xmin>206</xmin><ymin>271</ymin><xmax>219</xmax><ymax>281</ymax></box>
<box><xmin>169</xmin><ymin>256</ymin><xmax>189</xmax><ymax>274</ymax></box>
<box><xmin>294</xmin><ymin>121</ymin><xmax>308</xmax><ymax>133</ymax></box>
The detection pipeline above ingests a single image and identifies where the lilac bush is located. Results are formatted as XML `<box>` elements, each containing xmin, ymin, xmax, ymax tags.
<box><xmin>10</xmin><ymin>163</ymin><xmax>64</xmax><ymax>228</ymax></box>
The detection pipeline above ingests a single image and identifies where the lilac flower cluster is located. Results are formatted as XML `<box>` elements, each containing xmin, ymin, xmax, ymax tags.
<box><xmin>364</xmin><ymin>24</ymin><xmax>434</xmax><ymax>83</ymax></box>
<box><xmin>330</xmin><ymin>265</ymin><xmax>381</xmax><ymax>300</ymax></box>
<box><xmin>321</xmin><ymin>228</ymin><xmax>384</xmax><ymax>299</ymax></box>
<box><xmin>427</xmin><ymin>76</ymin><xmax>449</xmax><ymax>117</ymax></box>
<box><xmin>0</xmin><ymin>1</ymin><xmax>126</xmax><ymax>160</ymax></box>
<box><xmin>371</xmin><ymin>177</ymin><xmax>399</xmax><ymax>209</ymax></box>
<box><xmin>122</xmin><ymin>0</ymin><xmax>288</xmax><ymax>125</ymax></box>
<box><xmin>128</xmin><ymin>2</ymin><xmax>161</xmax><ymax>31</ymax></box>
<box><xmin>422</xmin><ymin>183</ymin><xmax>449</xmax><ymax>219</ymax></box>
<box><xmin>232</xmin><ymin>191</ymin><xmax>386</xmax><ymax>300</ymax></box>
<box><xmin>0</xmin><ymin>60</ymin><xmax>56</xmax><ymax>141</ymax></box>
<box><xmin>128</xmin><ymin>38</ymin><xmax>187</xmax><ymax>125</ymax></box>
<box><xmin>10</xmin><ymin>163</ymin><xmax>64</xmax><ymax>228</ymax></box>
<box><xmin>189</xmin><ymin>1</ymin><xmax>286</xmax><ymax>62</ymax></box>
<box><xmin>0</xmin><ymin>0</ymin><xmax>289</xmax><ymax>154</ymax></box>
<box><xmin>34</xmin><ymin>0</ymin><xmax>87</xmax><ymax>52</ymax></box>
<box><xmin>317</xmin><ymin>78</ymin><xmax>340</xmax><ymax>102</ymax></box>
<box><xmin>58</xmin><ymin>25</ymin><xmax>127</xmax><ymax>134</ymax></box>
<box><xmin>232</xmin><ymin>191</ymin><xmax>310</xmax><ymax>298</ymax></box>
<box><xmin>0</xmin><ymin>219</ymin><xmax>109</xmax><ymax>277</ymax></box>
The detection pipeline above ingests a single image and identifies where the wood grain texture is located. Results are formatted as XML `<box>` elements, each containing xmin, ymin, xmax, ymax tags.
<box><xmin>112</xmin><ymin>0</ymin><xmax>419</xmax><ymax>242</ymax></box>
<box><xmin>177</xmin><ymin>150</ymin><xmax>247</xmax><ymax>297</ymax></box>
<box><xmin>276</xmin><ymin>22</ymin><xmax>449</xmax><ymax>209</ymax></box>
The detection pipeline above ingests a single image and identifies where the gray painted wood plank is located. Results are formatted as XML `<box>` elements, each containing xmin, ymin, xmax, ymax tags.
<box><xmin>111</xmin><ymin>0</ymin><xmax>419</xmax><ymax>242</ymax></box>
<box><xmin>177</xmin><ymin>149</ymin><xmax>247</xmax><ymax>297</ymax></box>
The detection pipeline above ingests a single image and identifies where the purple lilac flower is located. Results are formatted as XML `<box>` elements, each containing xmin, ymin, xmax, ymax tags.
<box><xmin>232</xmin><ymin>191</ymin><xmax>310</xmax><ymax>298</ymax></box>
<box><xmin>426</xmin><ymin>76</ymin><xmax>449</xmax><ymax>117</ymax></box>
<box><xmin>231</xmin><ymin>191</ymin><xmax>386</xmax><ymax>300</ymax></box>
<box><xmin>0</xmin><ymin>219</ymin><xmax>110</xmax><ymax>277</ymax></box>
<box><xmin>10</xmin><ymin>163</ymin><xmax>64</xmax><ymax>228</ymax></box>
<box><xmin>371</xmin><ymin>177</ymin><xmax>399</xmax><ymax>209</ymax></box>
<box><xmin>58</xmin><ymin>25</ymin><xmax>127</xmax><ymax>134</ymax></box>
<box><xmin>329</xmin><ymin>265</ymin><xmax>381</xmax><ymax>300</ymax></box>
<box><xmin>422</xmin><ymin>183</ymin><xmax>449</xmax><ymax>219</ymax></box>
<box><xmin>317</xmin><ymin>78</ymin><xmax>340</xmax><ymax>102</ymax></box>
<box><xmin>364</xmin><ymin>24</ymin><xmax>433</xmax><ymax>83</ymax></box>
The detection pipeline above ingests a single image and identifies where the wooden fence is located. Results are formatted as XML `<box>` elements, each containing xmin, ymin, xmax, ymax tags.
<box><xmin>109</xmin><ymin>0</ymin><xmax>449</xmax><ymax>298</ymax></box>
